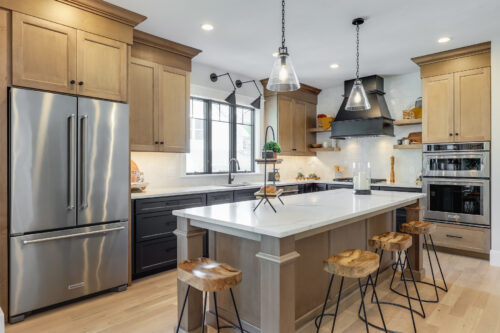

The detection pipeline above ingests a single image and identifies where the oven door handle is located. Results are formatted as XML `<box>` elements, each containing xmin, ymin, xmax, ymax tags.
<box><xmin>446</xmin><ymin>234</ymin><xmax>463</xmax><ymax>239</ymax></box>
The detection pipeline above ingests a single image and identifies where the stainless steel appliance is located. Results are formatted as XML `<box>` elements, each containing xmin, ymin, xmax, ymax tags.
<box><xmin>422</xmin><ymin>142</ymin><xmax>490</xmax><ymax>226</ymax></box>
<box><xmin>9</xmin><ymin>88</ymin><xmax>129</xmax><ymax>322</ymax></box>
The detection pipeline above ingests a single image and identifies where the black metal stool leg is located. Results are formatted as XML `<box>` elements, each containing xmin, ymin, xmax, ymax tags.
<box><xmin>229</xmin><ymin>288</ymin><xmax>244</xmax><ymax>333</ymax></box>
<box><xmin>176</xmin><ymin>285</ymin><xmax>190</xmax><ymax>333</ymax></box>
<box><xmin>404</xmin><ymin>250</ymin><xmax>426</xmax><ymax>318</ymax></box>
<box><xmin>331</xmin><ymin>277</ymin><xmax>345</xmax><ymax>333</ymax></box>
<box><xmin>201</xmin><ymin>292</ymin><xmax>208</xmax><ymax>333</ymax></box>
<box><xmin>358</xmin><ymin>278</ymin><xmax>370</xmax><ymax>333</ymax></box>
<box><xmin>429</xmin><ymin>235</ymin><xmax>448</xmax><ymax>292</ymax></box>
<box><xmin>424</xmin><ymin>234</ymin><xmax>439</xmax><ymax>302</ymax></box>
<box><xmin>213</xmin><ymin>292</ymin><xmax>221</xmax><ymax>333</ymax></box>
<box><xmin>398</xmin><ymin>251</ymin><xmax>417</xmax><ymax>333</ymax></box>
<box><xmin>370</xmin><ymin>248</ymin><xmax>382</xmax><ymax>303</ymax></box>
<box><xmin>316</xmin><ymin>274</ymin><xmax>334</xmax><ymax>332</ymax></box>
<box><xmin>388</xmin><ymin>250</ymin><xmax>402</xmax><ymax>293</ymax></box>
<box><xmin>368</xmin><ymin>275</ymin><xmax>388</xmax><ymax>332</ymax></box>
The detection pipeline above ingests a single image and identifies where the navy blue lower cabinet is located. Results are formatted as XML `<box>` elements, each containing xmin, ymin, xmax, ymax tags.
<box><xmin>207</xmin><ymin>191</ymin><xmax>234</xmax><ymax>205</ymax></box>
<box><xmin>234</xmin><ymin>188</ymin><xmax>259</xmax><ymax>202</ymax></box>
<box><xmin>315</xmin><ymin>183</ymin><xmax>328</xmax><ymax>192</ymax></box>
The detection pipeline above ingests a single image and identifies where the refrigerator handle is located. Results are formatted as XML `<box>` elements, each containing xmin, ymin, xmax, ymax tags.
<box><xmin>22</xmin><ymin>226</ymin><xmax>126</xmax><ymax>245</ymax></box>
<box><xmin>68</xmin><ymin>115</ymin><xmax>76</xmax><ymax>210</ymax></box>
<box><xmin>80</xmin><ymin>115</ymin><xmax>88</xmax><ymax>209</ymax></box>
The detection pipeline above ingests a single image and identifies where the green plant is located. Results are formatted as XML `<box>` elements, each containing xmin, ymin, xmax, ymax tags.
<box><xmin>308</xmin><ymin>173</ymin><xmax>317</xmax><ymax>178</ymax></box>
<box><xmin>263</xmin><ymin>141</ymin><xmax>281</xmax><ymax>153</ymax></box>
<box><xmin>297</xmin><ymin>172</ymin><xmax>304</xmax><ymax>178</ymax></box>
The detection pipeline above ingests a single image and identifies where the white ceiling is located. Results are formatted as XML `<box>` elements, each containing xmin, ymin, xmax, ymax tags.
<box><xmin>109</xmin><ymin>0</ymin><xmax>500</xmax><ymax>89</ymax></box>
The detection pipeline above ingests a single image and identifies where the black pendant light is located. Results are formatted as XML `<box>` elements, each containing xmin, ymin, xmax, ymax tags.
<box><xmin>235</xmin><ymin>79</ymin><xmax>262</xmax><ymax>109</ymax></box>
<box><xmin>345</xmin><ymin>18</ymin><xmax>371</xmax><ymax>111</ymax></box>
<box><xmin>210</xmin><ymin>72</ymin><xmax>237</xmax><ymax>105</ymax></box>
<box><xmin>267</xmin><ymin>0</ymin><xmax>300</xmax><ymax>92</ymax></box>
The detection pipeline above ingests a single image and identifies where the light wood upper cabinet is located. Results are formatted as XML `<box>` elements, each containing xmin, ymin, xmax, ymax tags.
<box><xmin>12</xmin><ymin>12</ymin><xmax>77</xmax><ymax>94</ymax></box>
<box><xmin>129</xmin><ymin>58</ymin><xmax>159</xmax><ymax>152</ymax></box>
<box><xmin>292</xmin><ymin>100</ymin><xmax>307</xmax><ymax>154</ymax></box>
<box><xmin>77</xmin><ymin>30</ymin><xmax>127</xmax><ymax>102</ymax></box>
<box><xmin>454</xmin><ymin>67</ymin><xmax>491</xmax><ymax>142</ymax></box>
<box><xmin>277</xmin><ymin>96</ymin><xmax>293</xmax><ymax>154</ymax></box>
<box><xmin>158</xmin><ymin>65</ymin><xmax>190</xmax><ymax>153</ymax></box>
<box><xmin>422</xmin><ymin>74</ymin><xmax>454</xmax><ymax>143</ymax></box>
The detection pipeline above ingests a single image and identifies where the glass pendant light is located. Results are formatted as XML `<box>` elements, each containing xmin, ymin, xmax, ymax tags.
<box><xmin>267</xmin><ymin>0</ymin><xmax>300</xmax><ymax>92</ymax></box>
<box><xmin>346</xmin><ymin>18</ymin><xmax>371</xmax><ymax>111</ymax></box>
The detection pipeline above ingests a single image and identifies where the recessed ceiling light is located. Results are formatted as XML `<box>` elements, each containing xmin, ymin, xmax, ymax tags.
<box><xmin>330</xmin><ymin>63</ymin><xmax>339</xmax><ymax>69</ymax></box>
<box><xmin>272</xmin><ymin>52</ymin><xmax>279</xmax><ymax>57</ymax></box>
<box><xmin>438</xmin><ymin>36</ymin><xmax>451</xmax><ymax>43</ymax></box>
<box><xmin>201</xmin><ymin>23</ymin><xmax>214</xmax><ymax>31</ymax></box>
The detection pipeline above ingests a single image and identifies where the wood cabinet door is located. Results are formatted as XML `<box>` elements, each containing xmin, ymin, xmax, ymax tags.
<box><xmin>422</xmin><ymin>73</ymin><xmax>454</xmax><ymax>143</ymax></box>
<box><xmin>292</xmin><ymin>100</ymin><xmax>307</xmax><ymax>154</ymax></box>
<box><xmin>305</xmin><ymin>102</ymin><xmax>316</xmax><ymax>155</ymax></box>
<box><xmin>77</xmin><ymin>30</ymin><xmax>127</xmax><ymax>102</ymax></box>
<box><xmin>129</xmin><ymin>58</ymin><xmax>159</xmax><ymax>152</ymax></box>
<box><xmin>454</xmin><ymin>67</ymin><xmax>491</xmax><ymax>142</ymax></box>
<box><xmin>158</xmin><ymin>65</ymin><xmax>189</xmax><ymax>153</ymax></box>
<box><xmin>12</xmin><ymin>12</ymin><xmax>77</xmax><ymax>94</ymax></box>
<box><xmin>277</xmin><ymin>96</ymin><xmax>293</xmax><ymax>154</ymax></box>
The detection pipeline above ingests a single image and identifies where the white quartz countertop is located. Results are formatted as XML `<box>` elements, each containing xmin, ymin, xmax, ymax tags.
<box><xmin>173</xmin><ymin>189</ymin><xmax>425</xmax><ymax>238</ymax></box>
<box><xmin>131</xmin><ymin>180</ymin><xmax>421</xmax><ymax>199</ymax></box>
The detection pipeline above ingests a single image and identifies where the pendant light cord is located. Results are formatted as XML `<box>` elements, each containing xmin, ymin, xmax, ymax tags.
<box><xmin>281</xmin><ymin>0</ymin><xmax>286</xmax><ymax>49</ymax></box>
<box><xmin>355</xmin><ymin>23</ymin><xmax>360</xmax><ymax>80</ymax></box>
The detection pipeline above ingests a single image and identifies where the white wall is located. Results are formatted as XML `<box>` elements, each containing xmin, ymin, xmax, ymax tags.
<box><xmin>280</xmin><ymin>72</ymin><xmax>423</xmax><ymax>183</ymax></box>
<box><xmin>490</xmin><ymin>39</ymin><xmax>500</xmax><ymax>265</ymax></box>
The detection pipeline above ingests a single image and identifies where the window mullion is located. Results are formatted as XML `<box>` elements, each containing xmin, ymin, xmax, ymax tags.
<box><xmin>206</xmin><ymin>99</ymin><xmax>212</xmax><ymax>174</ymax></box>
<box><xmin>230</xmin><ymin>105</ymin><xmax>237</xmax><ymax>173</ymax></box>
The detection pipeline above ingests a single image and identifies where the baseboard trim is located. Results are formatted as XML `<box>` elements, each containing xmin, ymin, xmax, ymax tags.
<box><xmin>490</xmin><ymin>249</ymin><xmax>500</xmax><ymax>266</ymax></box>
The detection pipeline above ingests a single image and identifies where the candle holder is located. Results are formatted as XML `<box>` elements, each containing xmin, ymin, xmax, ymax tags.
<box><xmin>353</xmin><ymin>161</ymin><xmax>371</xmax><ymax>195</ymax></box>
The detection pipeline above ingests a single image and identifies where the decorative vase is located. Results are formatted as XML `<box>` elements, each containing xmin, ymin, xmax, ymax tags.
<box><xmin>262</xmin><ymin>150</ymin><xmax>276</xmax><ymax>159</ymax></box>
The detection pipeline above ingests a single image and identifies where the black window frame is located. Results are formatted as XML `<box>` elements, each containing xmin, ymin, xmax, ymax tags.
<box><xmin>186</xmin><ymin>97</ymin><xmax>255</xmax><ymax>175</ymax></box>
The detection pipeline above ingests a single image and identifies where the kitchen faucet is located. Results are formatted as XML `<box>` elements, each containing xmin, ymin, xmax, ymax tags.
<box><xmin>228</xmin><ymin>158</ymin><xmax>240</xmax><ymax>184</ymax></box>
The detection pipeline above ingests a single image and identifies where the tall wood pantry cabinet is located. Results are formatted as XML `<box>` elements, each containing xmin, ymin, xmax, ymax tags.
<box><xmin>413</xmin><ymin>42</ymin><xmax>491</xmax><ymax>143</ymax></box>
<box><xmin>128</xmin><ymin>30</ymin><xmax>200</xmax><ymax>153</ymax></box>
<box><xmin>261</xmin><ymin>79</ymin><xmax>321</xmax><ymax>155</ymax></box>
<box><xmin>12</xmin><ymin>12</ymin><xmax>128</xmax><ymax>102</ymax></box>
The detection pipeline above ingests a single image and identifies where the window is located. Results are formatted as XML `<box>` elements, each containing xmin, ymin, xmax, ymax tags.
<box><xmin>186</xmin><ymin>97</ymin><xmax>255</xmax><ymax>174</ymax></box>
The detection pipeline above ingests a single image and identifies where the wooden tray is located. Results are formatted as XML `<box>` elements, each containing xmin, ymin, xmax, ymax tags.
<box><xmin>254</xmin><ymin>189</ymin><xmax>283</xmax><ymax>198</ymax></box>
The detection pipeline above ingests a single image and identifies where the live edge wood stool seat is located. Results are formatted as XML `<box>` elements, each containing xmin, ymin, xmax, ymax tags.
<box><xmin>367</xmin><ymin>232</ymin><xmax>425</xmax><ymax>333</ymax></box>
<box><xmin>398</xmin><ymin>221</ymin><xmax>448</xmax><ymax>303</ymax></box>
<box><xmin>316</xmin><ymin>249</ymin><xmax>388</xmax><ymax>332</ymax></box>
<box><xmin>176</xmin><ymin>258</ymin><xmax>244</xmax><ymax>333</ymax></box>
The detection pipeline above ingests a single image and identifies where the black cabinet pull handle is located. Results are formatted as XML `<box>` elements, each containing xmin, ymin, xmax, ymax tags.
<box><xmin>70</xmin><ymin>80</ymin><xmax>76</xmax><ymax>84</ymax></box>
<box><xmin>446</xmin><ymin>234</ymin><xmax>463</xmax><ymax>239</ymax></box>
<box><xmin>78</xmin><ymin>81</ymin><xmax>84</xmax><ymax>85</ymax></box>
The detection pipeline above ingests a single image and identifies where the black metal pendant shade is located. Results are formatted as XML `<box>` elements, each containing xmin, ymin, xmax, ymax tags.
<box><xmin>236</xmin><ymin>79</ymin><xmax>262</xmax><ymax>109</ymax></box>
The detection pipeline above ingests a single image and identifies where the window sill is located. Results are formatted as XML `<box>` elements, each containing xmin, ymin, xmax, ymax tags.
<box><xmin>181</xmin><ymin>172</ymin><xmax>264</xmax><ymax>179</ymax></box>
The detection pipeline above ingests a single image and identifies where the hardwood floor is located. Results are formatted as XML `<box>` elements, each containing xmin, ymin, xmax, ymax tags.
<box><xmin>6</xmin><ymin>252</ymin><xmax>500</xmax><ymax>333</ymax></box>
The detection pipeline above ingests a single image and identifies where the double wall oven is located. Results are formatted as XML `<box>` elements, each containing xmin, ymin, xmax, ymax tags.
<box><xmin>422</xmin><ymin>142</ymin><xmax>490</xmax><ymax>226</ymax></box>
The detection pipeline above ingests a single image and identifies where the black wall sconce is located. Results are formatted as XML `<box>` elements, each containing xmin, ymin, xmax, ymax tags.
<box><xmin>235</xmin><ymin>79</ymin><xmax>262</xmax><ymax>109</ymax></box>
<box><xmin>210</xmin><ymin>72</ymin><xmax>236</xmax><ymax>105</ymax></box>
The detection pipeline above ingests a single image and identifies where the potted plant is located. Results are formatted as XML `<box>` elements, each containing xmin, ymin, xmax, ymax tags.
<box><xmin>296</xmin><ymin>172</ymin><xmax>305</xmax><ymax>181</ymax></box>
<box><xmin>308</xmin><ymin>173</ymin><xmax>320</xmax><ymax>180</ymax></box>
<box><xmin>262</xmin><ymin>141</ymin><xmax>281</xmax><ymax>159</ymax></box>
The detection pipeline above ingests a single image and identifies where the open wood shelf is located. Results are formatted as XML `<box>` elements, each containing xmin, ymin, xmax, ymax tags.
<box><xmin>394</xmin><ymin>119</ymin><xmax>422</xmax><ymax>126</ymax></box>
<box><xmin>309</xmin><ymin>147</ymin><xmax>341</xmax><ymax>152</ymax></box>
<box><xmin>255</xmin><ymin>159</ymin><xmax>283</xmax><ymax>165</ymax></box>
<box><xmin>308</xmin><ymin>127</ymin><xmax>330</xmax><ymax>133</ymax></box>
<box><xmin>393</xmin><ymin>144</ymin><xmax>422</xmax><ymax>150</ymax></box>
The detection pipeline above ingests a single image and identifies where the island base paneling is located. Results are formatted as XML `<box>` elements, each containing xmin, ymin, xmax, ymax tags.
<box><xmin>184</xmin><ymin>212</ymin><xmax>398</xmax><ymax>333</ymax></box>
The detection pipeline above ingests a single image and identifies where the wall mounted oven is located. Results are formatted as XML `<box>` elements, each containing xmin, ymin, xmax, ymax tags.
<box><xmin>422</xmin><ymin>142</ymin><xmax>490</xmax><ymax>226</ymax></box>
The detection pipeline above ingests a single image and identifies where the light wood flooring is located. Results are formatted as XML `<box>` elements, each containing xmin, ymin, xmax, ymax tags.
<box><xmin>6</xmin><ymin>252</ymin><xmax>500</xmax><ymax>333</ymax></box>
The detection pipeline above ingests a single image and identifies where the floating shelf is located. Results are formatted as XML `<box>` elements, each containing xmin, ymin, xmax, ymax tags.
<box><xmin>308</xmin><ymin>127</ymin><xmax>330</xmax><ymax>133</ymax></box>
<box><xmin>394</xmin><ymin>119</ymin><xmax>422</xmax><ymax>126</ymax></box>
<box><xmin>393</xmin><ymin>144</ymin><xmax>422</xmax><ymax>150</ymax></box>
<box><xmin>309</xmin><ymin>147</ymin><xmax>341</xmax><ymax>152</ymax></box>
<box><xmin>255</xmin><ymin>189</ymin><xmax>284</xmax><ymax>199</ymax></box>
<box><xmin>255</xmin><ymin>158</ymin><xmax>283</xmax><ymax>165</ymax></box>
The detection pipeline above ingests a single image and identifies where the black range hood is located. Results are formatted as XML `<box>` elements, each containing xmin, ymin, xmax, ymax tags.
<box><xmin>330</xmin><ymin>75</ymin><xmax>394</xmax><ymax>138</ymax></box>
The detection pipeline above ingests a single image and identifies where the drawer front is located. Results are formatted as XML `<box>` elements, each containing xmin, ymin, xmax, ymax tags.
<box><xmin>378</xmin><ymin>186</ymin><xmax>422</xmax><ymax>193</ymax></box>
<box><xmin>234</xmin><ymin>188</ymin><xmax>258</xmax><ymax>202</ymax></box>
<box><xmin>315</xmin><ymin>183</ymin><xmax>327</xmax><ymax>191</ymax></box>
<box><xmin>135</xmin><ymin>236</ymin><xmax>177</xmax><ymax>274</ymax></box>
<box><xmin>207</xmin><ymin>191</ymin><xmax>234</xmax><ymax>206</ymax></box>
<box><xmin>135</xmin><ymin>211</ymin><xmax>176</xmax><ymax>242</ymax></box>
<box><xmin>431</xmin><ymin>223</ymin><xmax>490</xmax><ymax>254</ymax></box>
<box><xmin>135</xmin><ymin>194</ymin><xmax>206</xmax><ymax>214</ymax></box>
<box><xmin>328</xmin><ymin>184</ymin><xmax>353</xmax><ymax>190</ymax></box>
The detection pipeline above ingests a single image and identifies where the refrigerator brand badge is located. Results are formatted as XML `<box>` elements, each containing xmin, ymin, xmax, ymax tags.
<box><xmin>68</xmin><ymin>282</ymin><xmax>85</xmax><ymax>290</ymax></box>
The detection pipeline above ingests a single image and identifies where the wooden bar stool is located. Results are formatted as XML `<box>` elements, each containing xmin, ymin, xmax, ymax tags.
<box><xmin>367</xmin><ymin>232</ymin><xmax>425</xmax><ymax>333</ymax></box>
<box><xmin>397</xmin><ymin>221</ymin><xmax>448</xmax><ymax>303</ymax></box>
<box><xmin>176</xmin><ymin>258</ymin><xmax>244</xmax><ymax>333</ymax></box>
<box><xmin>316</xmin><ymin>249</ymin><xmax>387</xmax><ymax>333</ymax></box>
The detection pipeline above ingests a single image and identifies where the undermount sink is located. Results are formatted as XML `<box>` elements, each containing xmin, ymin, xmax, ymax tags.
<box><xmin>221</xmin><ymin>183</ymin><xmax>251</xmax><ymax>187</ymax></box>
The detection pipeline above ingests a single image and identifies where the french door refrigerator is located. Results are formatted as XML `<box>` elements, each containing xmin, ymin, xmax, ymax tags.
<box><xmin>9</xmin><ymin>88</ymin><xmax>129</xmax><ymax>322</ymax></box>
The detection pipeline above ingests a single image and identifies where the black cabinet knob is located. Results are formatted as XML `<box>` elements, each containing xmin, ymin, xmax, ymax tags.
<box><xmin>78</xmin><ymin>81</ymin><xmax>84</xmax><ymax>85</ymax></box>
<box><xmin>455</xmin><ymin>133</ymin><xmax>459</xmax><ymax>136</ymax></box>
<box><xmin>449</xmin><ymin>133</ymin><xmax>453</xmax><ymax>136</ymax></box>
<box><xmin>160</xmin><ymin>141</ymin><xmax>164</xmax><ymax>144</ymax></box>
<box><xmin>70</xmin><ymin>80</ymin><xmax>76</xmax><ymax>84</ymax></box>
<box><xmin>154</xmin><ymin>141</ymin><xmax>159</xmax><ymax>144</ymax></box>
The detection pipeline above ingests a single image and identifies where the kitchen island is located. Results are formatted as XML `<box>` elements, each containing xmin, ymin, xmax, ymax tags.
<box><xmin>173</xmin><ymin>189</ymin><xmax>425</xmax><ymax>333</ymax></box>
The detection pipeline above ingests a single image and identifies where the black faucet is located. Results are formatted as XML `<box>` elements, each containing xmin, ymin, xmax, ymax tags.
<box><xmin>228</xmin><ymin>158</ymin><xmax>240</xmax><ymax>184</ymax></box>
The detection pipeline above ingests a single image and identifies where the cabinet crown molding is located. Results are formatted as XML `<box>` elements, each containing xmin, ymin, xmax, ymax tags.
<box><xmin>56</xmin><ymin>0</ymin><xmax>147</xmax><ymax>27</ymax></box>
<box><xmin>412</xmin><ymin>42</ymin><xmax>491</xmax><ymax>66</ymax></box>
<box><xmin>260</xmin><ymin>78</ymin><xmax>322</xmax><ymax>96</ymax></box>
<box><xmin>133</xmin><ymin>30</ymin><xmax>202</xmax><ymax>59</ymax></box>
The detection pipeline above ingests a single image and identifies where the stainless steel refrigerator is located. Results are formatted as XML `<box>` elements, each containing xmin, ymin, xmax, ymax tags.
<box><xmin>9</xmin><ymin>88</ymin><xmax>129</xmax><ymax>322</ymax></box>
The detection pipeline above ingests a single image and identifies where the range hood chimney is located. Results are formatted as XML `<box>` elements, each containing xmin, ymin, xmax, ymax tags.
<box><xmin>330</xmin><ymin>75</ymin><xmax>394</xmax><ymax>138</ymax></box>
